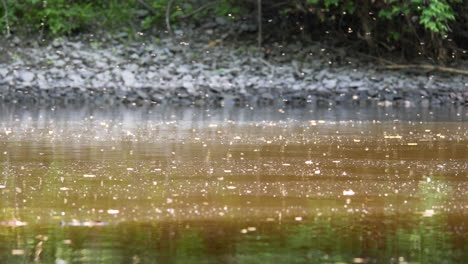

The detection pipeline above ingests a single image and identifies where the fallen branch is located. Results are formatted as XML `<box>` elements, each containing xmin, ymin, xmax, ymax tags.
<box><xmin>1</xmin><ymin>0</ymin><xmax>10</xmax><ymax>37</ymax></box>
<box><xmin>381</xmin><ymin>64</ymin><xmax>468</xmax><ymax>76</ymax></box>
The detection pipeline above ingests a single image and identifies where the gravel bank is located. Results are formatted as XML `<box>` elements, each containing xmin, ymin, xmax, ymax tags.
<box><xmin>1</xmin><ymin>29</ymin><xmax>467</xmax><ymax>107</ymax></box>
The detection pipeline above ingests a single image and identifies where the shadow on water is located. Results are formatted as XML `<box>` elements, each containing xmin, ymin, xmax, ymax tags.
<box><xmin>0</xmin><ymin>104</ymin><xmax>466</xmax><ymax>263</ymax></box>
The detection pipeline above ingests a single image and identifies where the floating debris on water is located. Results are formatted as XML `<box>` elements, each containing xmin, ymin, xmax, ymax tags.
<box><xmin>423</xmin><ymin>209</ymin><xmax>435</xmax><ymax>217</ymax></box>
<box><xmin>11</xmin><ymin>249</ymin><xmax>25</xmax><ymax>255</ymax></box>
<box><xmin>60</xmin><ymin>220</ymin><xmax>108</xmax><ymax>227</ymax></box>
<box><xmin>1</xmin><ymin>220</ymin><xmax>27</xmax><ymax>227</ymax></box>
<box><xmin>343</xmin><ymin>190</ymin><xmax>355</xmax><ymax>196</ymax></box>
<box><xmin>384</xmin><ymin>135</ymin><xmax>403</xmax><ymax>139</ymax></box>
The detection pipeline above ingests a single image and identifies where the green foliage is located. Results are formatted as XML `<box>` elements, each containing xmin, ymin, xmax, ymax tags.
<box><xmin>35</xmin><ymin>0</ymin><xmax>94</xmax><ymax>34</ymax></box>
<box><xmin>1</xmin><ymin>0</ymin><xmax>96</xmax><ymax>34</ymax></box>
<box><xmin>302</xmin><ymin>0</ymin><xmax>460</xmax><ymax>35</ymax></box>
<box><xmin>215</xmin><ymin>0</ymin><xmax>242</xmax><ymax>17</ymax></box>
<box><xmin>0</xmin><ymin>0</ymin><xmax>464</xmax><ymax>58</ymax></box>
<box><xmin>305</xmin><ymin>0</ymin><xmax>354</xmax><ymax>13</ymax></box>
<box><xmin>377</xmin><ymin>0</ymin><xmax>462</xmax><ymax>34</ymax></box>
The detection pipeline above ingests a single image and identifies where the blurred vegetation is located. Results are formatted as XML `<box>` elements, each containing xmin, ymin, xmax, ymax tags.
<box><xmin>1</xmin><ymin>0</ymin><xmax>468</xmax><ymax>62</ymax></box>
<box><xmin>0</xmin><ymin>216</ymin><xmax>465</xmax><ymax>263</ymax></box>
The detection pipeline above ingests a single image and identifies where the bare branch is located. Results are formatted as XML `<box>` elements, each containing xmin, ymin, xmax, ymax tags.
<box><xmin>166</xmin><ymin>0</ymin><xmax>175</xmax><ymax>36</ymax></box>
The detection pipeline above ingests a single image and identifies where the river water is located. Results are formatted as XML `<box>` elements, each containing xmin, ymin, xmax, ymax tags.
<box><xmin>0</xmin><ymin>105</ymin><xmax>466</xmax><ymax>264</ymax></box>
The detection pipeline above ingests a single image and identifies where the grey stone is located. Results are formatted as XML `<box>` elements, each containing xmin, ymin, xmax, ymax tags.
<box><xmin>136</xmin><ymin>89</ymin><xmax>149</xmax><ymax>99</ymax></box>
<box><xmin>357</xmin><ymin>86</ymin><xmax>369</xmax><ymax>92</ymax></box>
<box><xmin>71</xmin><ymin>59</ymin><xmax>83</xmax><ymax>66</ymax></box>
<box><xmin>322</xmin><ymin>79</ymin><xmax>337</xmax><ymax>89</ymax></box>
<box><xmin>0</xmin><ymin>68</ymin><xmax>9</xmax><ymax>77</ymax></box>
<box><xmin>52</xmin><ymin>39</ymin><xmax>64</xmax><ymax>48</ymax></box>
<box><xmin>18</xmin><ymin>71</ymin><xmax>35</xmax><ymax>83</ymax></box>
<box><xmin>48</xmin><ymin>68</ymin><xmax>67</xmax><ymax>79</ymax></box>
<box><xmin>122</xmin><ymin>71</ymin><xmax>136</xmax><ymax>87</ymax></box>
<box><xmin>68</xmin><ymin>73</ymin><xmax>84</xmax><ymax>85</ymax></box>
<box><xmin>316</xmin><ymin>69</ymin><xmax>330</xmax><ymax>81</ymax></box>
<box><xmin>349</xmin><ymin>81</ymin><xmax>365</xmax><ymax>87</ymax></box>
<box><xmin>349</xmin><ymin>71</ymin><xmax>365</xmax><ymax>80</ymax></box>
<box><xmin>317</xmin><ymin>87</ymin><xmax>332</xmax><ymax>95</ymax></box>
<box><xmin>37</xmin><ymin>75</ymin><xmax>49</xmax><ymax>90</ymax></box>
<box><xmin>182</xmin><ymin>82</ymin><xmax>195</xmax><ymax>93</ymax></box>
<box><xmin>12</xmin><ymin>36</ymin><xmax>21</xmax><ymax>45</ymax></box>
<box><xmin>94</xmin><ymin>60</ymin><xmax>108</xmax><ymax>69</ymax></box>
<box><xmin>0</xmin><ymin>33</ymin><xmax>464</xmax><ymax>107</ymax></box>
<box><xmin>337</xmin><ymin>75</ymin><xmax>352</xmax><ymax>83</ymax></box>
<box><xmin>292</xmin><ymin>83</ymin><xmax>303</xmax><ymax>91</ymax></box>
<box><xmin>378</xmin><ymin>100</ymin><xmax>393</xmax><ymax>107</ymax></box>
<box><xmin>305</xmin><ymin>84</ymin><xmax>318</xmax><ymax>91</ymax></box>
<box><xmin>125</xmin><ymin>64</ymin><xmax>139</xmax><ymax>72</ymax></box>
<box><xmin>54</xmin><ymin>60</ymin><xmax>66</xmax><ymax>68</ymax></box>
<box><xmin>176</xmin><ymin>65</ymin><xmax>190</xmax><ymax>74</ymax></box>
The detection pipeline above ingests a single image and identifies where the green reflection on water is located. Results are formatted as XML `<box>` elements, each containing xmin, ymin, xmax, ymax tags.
<box><xmin>0</xmin><ymin>214</ymin><xmax>465</xmax><ymax>264</ymax></box>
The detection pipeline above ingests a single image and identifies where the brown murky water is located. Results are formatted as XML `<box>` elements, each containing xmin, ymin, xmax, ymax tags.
<box><xmin>0</xmin><ymin>105</ymin><xmax>467</xmax><ymax>263</ymax></box>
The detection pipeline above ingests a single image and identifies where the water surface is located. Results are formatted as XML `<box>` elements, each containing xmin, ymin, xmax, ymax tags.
<box><xmin>0</xmin><ymin>105</ymin><xmax>467</xmax><ymax>263</ymax></box>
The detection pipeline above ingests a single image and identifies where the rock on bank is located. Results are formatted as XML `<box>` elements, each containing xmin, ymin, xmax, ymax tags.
<box><xmin>0</xmin><ymin>35</ymin><xmax>467</xmax><ymax>107</ymax></box>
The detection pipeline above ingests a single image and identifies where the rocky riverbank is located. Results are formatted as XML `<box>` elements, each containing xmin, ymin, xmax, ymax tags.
<box><xmin>1</xmin><ymin>27</ymin><xmax>467</xmax><ymax>107</ymax></box>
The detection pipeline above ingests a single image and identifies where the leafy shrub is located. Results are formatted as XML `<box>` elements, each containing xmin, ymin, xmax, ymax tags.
<box><xmin>0</xmin><ymin>0</ymin><xmax>466</xmax><ymax>61</ymax></box>
<box><xmin>1</xmin><ymin>0</ymin><xmax>463</xmax><ymax>36</ymax></box>
<box><xmin>378</xmin><ymin>0</ymin><xmax>462</xmax><ymax>34</ymax></box>
<box><xmin>1</xmin><ymin>0</ymin><xmax>96</xmax><ymax>34</ymax></box>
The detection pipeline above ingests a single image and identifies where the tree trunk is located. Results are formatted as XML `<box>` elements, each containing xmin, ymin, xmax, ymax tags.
<box><xmin>357</xmin><ymin>0</ymin><xmax>375</xmax><ymax>50</ymax></box>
